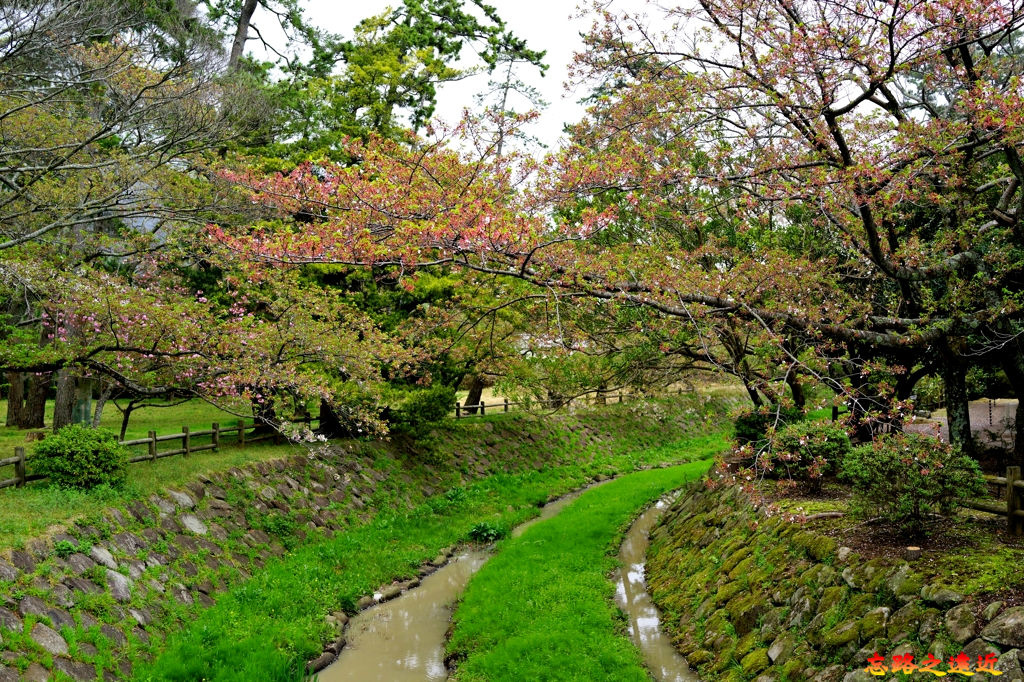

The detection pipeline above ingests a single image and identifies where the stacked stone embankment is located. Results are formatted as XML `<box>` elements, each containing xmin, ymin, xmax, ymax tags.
<box><xmin>647</xmin><ymin>484</ymin><xmax>1024</xmax><ymax>682</ymax></box>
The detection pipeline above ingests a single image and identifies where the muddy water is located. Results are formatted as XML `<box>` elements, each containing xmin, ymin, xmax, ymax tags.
<box><xmin>614</xmin><ymin>497</ymin><xmax>701</xmax><ymax>682</ymax></box>
<box><xmin>318</xmin><ymin>486</ymin><xmax>593</xmax><ymax>681</ymax></box>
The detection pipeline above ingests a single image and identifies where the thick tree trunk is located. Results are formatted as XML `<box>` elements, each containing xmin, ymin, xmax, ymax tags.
<box><xmin>52</xmin><ymin>369</ymin><xmax>75</xmax><ymax>432</ymax></box>
<box><xmin>464</xmin><ymin>376</ymin><xmax>484</xmax><ymax>415</ymax></box>
<box><xmin>941</xmin><ymin>350</ymin><xmax>973</xmax><ymax>454</ymax></box>
<box><xmin>228</xmin><ymin>0</ymin><xmax>259</xmax><ymax>71</ymax></box>
<box><xmin>21</xmin><ymin>372</ymin><xmax>49</xmax><ymax>429</ymax></box>
<box><xmin>5</xmin><ymin>371</ymin><xmax>24</xmax><ymax>427</ymax></box>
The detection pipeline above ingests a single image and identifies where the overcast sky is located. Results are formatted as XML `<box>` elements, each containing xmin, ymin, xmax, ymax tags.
<box><xmin>267</xmin><ymin>0</ymin><xmax>652</xmax><ymax>151</ymax></box>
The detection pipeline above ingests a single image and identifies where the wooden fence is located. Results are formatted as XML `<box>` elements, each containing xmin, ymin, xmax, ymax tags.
<box><xmin>962</xmin><ymin>466</ymin><xmax>1024</xmax><ymax>536</ymax></box>
<box><xmin>0</xmin><ymin>419</ymin><xmax>279</xmax><ymax>490</ymax></box>
<box><xmin>2</xmin><ymin>388</ymin><xmax>669</xmax><ymax>488</ymax></box>
<box><xmin>453</xmin><ymin>390</ymin><xmax>638</xmax><ymax>418</ymax></box>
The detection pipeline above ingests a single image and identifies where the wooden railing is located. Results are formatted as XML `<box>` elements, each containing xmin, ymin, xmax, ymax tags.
<box><xmin>454</xmin><ymin>391</ymin><xmax>635</xmax><ymax>418</ymax></box>
<box><xmin>0</xmin><ymin>419</ymin><xmax>280</xmax><ymax>490</ymax></box>
<box><xmin>962</xmin><ymin>466</ymin><xmax>1024</xmax><ymax>536</ymax></box>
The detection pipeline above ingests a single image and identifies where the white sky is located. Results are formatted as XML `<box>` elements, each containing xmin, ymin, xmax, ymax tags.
<box><xmin>258</xmin><ymin>0</ymin><xmax>652</xmax><ymax>151</ymax></box>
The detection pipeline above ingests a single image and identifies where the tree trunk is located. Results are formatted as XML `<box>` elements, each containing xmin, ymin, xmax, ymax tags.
<box><xmin>21</xmin><ymin>372</ymin><xmax>49</xmax><ymax>429</ymax></box>
<box><xmin>317</xmin><ymin>398</ymin><xmax>345</xmax><ymax>439</ymax></box>
<box><xmin>464</xmin><ymin>376</ymin><xmax>485</xmax><ymax>415</ymax></box>
<box><xmin>5</xmin><ymin>371</ymin><xmax>24</xmax><ymax>427</ymax></box>
<box><xmin>118</xmin><ymin>400</ymin><xmax>138</xmax><ymax>441</ymax></box>
<box><xmin>941</xmin><ymin>349</ymin><xmax>973</xmax><ymax>454</ymax></box>
<box><xmin>786</xmin><ymin>369</ymin><xmax>806</xmax><ymax>410</ymax></box>
<box><xmin>1001</xmin><ymin>353</ymin><xmax>1024</xmax><ymax>468</ymax></box>
<box><xmin>91</xmin><ymin>380</ymin><xmax>113</xmax><ymax>428</ymax></box>
<box><xmin>228</xmin><ymin>0</ymin><xmax>259</xmax><ymax>72</ymax></box>
<box><xmin>740</xmin><ymin>376</ymin><xmax>763</xmax><ymax>408</ymax></box>
<box><xmin>52</xmin><ymin>369</ymin><xmax>75</xmax><ymax>432</ymax></box>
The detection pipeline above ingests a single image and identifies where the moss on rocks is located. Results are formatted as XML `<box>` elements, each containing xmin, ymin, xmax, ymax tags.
<box><xmin>740</xmin><ymin>647</ymin><xmax>770</xmax><ymax>675</ymax></box>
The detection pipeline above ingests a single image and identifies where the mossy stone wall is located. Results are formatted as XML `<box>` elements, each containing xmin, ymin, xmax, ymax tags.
<box><xmin>647</xmin><ymin>484</ymin><xmax>1024</xmax><ymax>682</ymax></box>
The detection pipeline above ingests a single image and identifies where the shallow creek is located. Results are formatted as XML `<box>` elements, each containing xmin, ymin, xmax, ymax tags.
<box><xmin>318</xmin><ymin>485</ymin><xmax>594</xmax><ymax>681</ymax></box>
<box><xmin>613</xmin><ymin>496</ymin><xmax>701</xmax><ymax>682</ymax></box>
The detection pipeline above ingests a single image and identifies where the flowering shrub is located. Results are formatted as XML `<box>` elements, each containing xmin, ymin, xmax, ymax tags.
<box><xmin>733</xmin><ymin>405</ymin><xmax>803</xmax><ymax>448</ymax></box>
<box><xmin>770</xmin><ymin>421</ymin><xmax>852</xmax><ymax>488</ymax></box>
<box><xmin>840</xmin><ymin>433</ymin><xmax>985</xmax><ymax>534</ymax></box>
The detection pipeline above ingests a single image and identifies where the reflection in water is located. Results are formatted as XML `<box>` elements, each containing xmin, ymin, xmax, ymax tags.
<box><xmin>613</xmin><ymin>498</ymin><xmax>702</xmax><ymax>682</ymax></box>
<box><xmin>318</xmin><ymin>486</ymin><xmax>594</xmax><ymax>681</ymax></box>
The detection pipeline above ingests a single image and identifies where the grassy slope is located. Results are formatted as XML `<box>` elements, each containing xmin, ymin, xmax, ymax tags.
<box><xmin>137</xmin><ymin>423</ymin><xmax>730</xmax><ymax>681</ymax></box>
<box><xmin>447</xmin><ymin>460</ymin><xmax>714</xmax><ymax>682</ymax></box>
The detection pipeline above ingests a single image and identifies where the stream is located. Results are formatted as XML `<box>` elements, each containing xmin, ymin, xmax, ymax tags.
<box><xmin>317</xmin><ymin>481</ymin><xmax>696</xmax><ymax>681</ymax></box>
<box><xmin>316</xmin><ymin>485</ymin><xmax>593</xmax><ymax>681</ymax></box>
<box><xmin>613</xmin><ymin>496</ymin><xmax>701</xmax><ymax>682</ymax></box>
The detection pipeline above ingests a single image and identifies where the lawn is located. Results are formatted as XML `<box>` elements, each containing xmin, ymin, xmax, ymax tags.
<box><xmin>446</xmin><ymin>460</ymin><xmax>714</xmax><ymax>681</ymax></box>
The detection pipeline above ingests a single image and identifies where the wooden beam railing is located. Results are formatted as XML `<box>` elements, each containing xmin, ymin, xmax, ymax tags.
<box><xmin>963</xmin><ymin>466</ymin><xmax>1024</xmax><ymax>536</ymax></box>
<box><xmin>0</xmin><ymin>417</ymin><xmax>301</xmax><ymax>490</ymax></box>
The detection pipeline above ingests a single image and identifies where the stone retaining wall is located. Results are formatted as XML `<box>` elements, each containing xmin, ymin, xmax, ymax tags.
<box><xmin>647</xmin><ymin>484</ymin><xmax>1024</xmax><ymax>682</ymax></box>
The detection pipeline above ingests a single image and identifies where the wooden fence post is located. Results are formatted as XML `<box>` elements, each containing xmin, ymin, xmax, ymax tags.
<box><xmin>238</xmin><ymin>419</ymin><xmax>246</xmax><ymax>446</ymax></box>
<box><xmin>148</xmin><ymin>431</ymin><xmax>157</xmax><ymax>462</ymax></box>
<box><xmin>1008</xmin><ymin>466</ymin><xmax>1022</xmax><ymax>537</ymax></box>
<box><xmin>212</xmin><ymin>422</ymin><xmax>220</xmax><ymax>451</ymax></box>
<box><xmin>182</xmin><ymin>426</ymin><xmax>191</xmax><ymax>456</ymax></box>
<box><xmin>504</xmin><ymin>398</ymin><xmax>509</xmax><ymax>413</ymax></box>
<box><xmin>14</xmin><ymin>447</ymin><xmax>25</xmax><ymax>487</ymax></box>
<box><xmin>480</xmin><ymin>400</ymin><xmax>486</xmax><ymax>416</ymax></box>
<box><xmin>455</xmin><ymin>402</ymin><xmax>461</xmax><ymax>419</ymax></box>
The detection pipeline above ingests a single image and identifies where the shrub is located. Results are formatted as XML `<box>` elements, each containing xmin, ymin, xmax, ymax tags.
<box><xmin>770</xmin><ymin>421</ymin><xmax>852</xmax><ymax>485</ymax></box>
<box><xmin>32</xmin><ymin>425</ymin><xmax>128</xmax><ymax>490</ymax></box>
<box><xmin>390</xmin><ymin>384</ymin><xmax>457</xmax><ymax>435</ymax></box>
<box><xmin>734</xmin><ymin>405</ymin><xmax>804</xmax><ymax>447</ymax></box>
<box><xmin>468</xmin><ymin>520</ymin><xmax>507</xmax><ymax>543</ymax></box>
<box><xmin>840</xmin><ymin>432</ymin><xmax>985</xmax><ymax>535</ymax></box>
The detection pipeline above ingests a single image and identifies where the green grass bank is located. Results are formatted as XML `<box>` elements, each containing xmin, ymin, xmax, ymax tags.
<box><xmin>446</xmin><ymin>460</ymin><xmax>714</xmax><ymax>682</ymax></box>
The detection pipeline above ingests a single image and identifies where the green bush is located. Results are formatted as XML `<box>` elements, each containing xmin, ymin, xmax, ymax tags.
<box><xmin>770</xmin><ymin>421</ymin><xmax>852</xmax><ymax>485</ymax></box>
<box><xmin>390</xmin><ymin>384</ymin><xmax>456</xmax><ymax>434</ymax></box>
<box><xmin>840</xmin><ymin>432</ymin><xmax>985</xmax><ymax>534</ymax></box>
<box><xmin>32</xmin><ymin>425</ymin><xmax>129</xmax><ymax>490</ymax></box>
<box><xmin>734</xmin><ymin>405</ymin><xmax>804</xmax><ymax>447</ymax></box>
<box><xmin>468</xmin><ymin>520</ymin><xmax>507</xmax><ymax>543</ymax></box>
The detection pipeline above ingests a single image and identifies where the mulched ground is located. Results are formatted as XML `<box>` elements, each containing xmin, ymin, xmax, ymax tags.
<box><xmin>757</xmin><ymin>478</ymin><xmax>1024</xmax><ymax>577</ymax></box>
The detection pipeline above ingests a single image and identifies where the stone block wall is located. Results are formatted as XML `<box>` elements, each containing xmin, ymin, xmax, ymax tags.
<box><xmin>647</xmin><ymin>484</ymin><xmax>1024</xmax><ymax>682</ymax></box>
